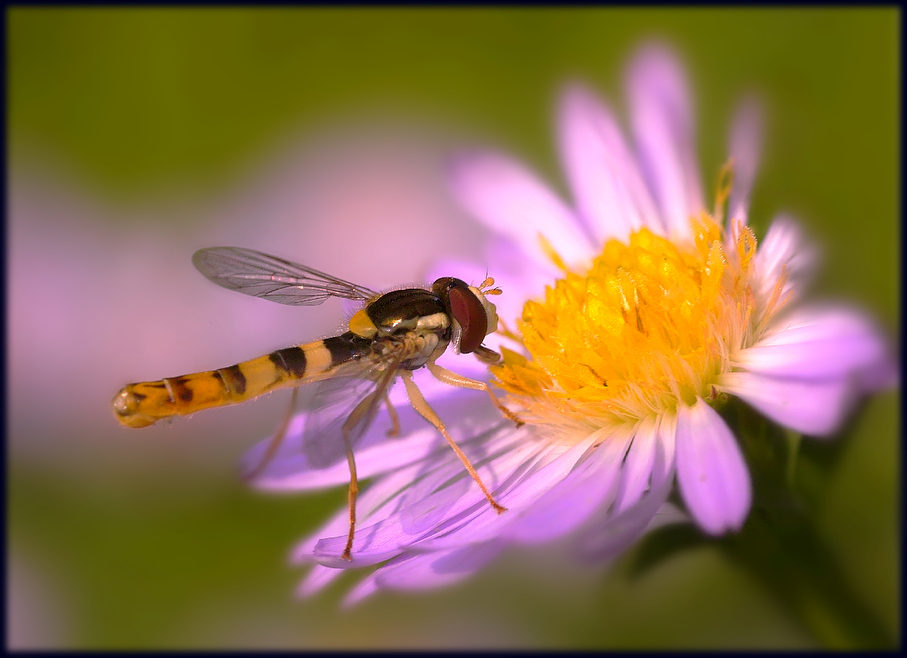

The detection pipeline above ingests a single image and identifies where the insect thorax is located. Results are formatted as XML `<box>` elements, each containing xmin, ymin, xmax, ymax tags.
<box><xmin>366</xmin><ymin>289</ymin><xmax>447</xmax><ymax>331</ymax></box>
<box><xmin>372</xmin><ymin>329</ymin><xmax>447</xmax><ymax>371</ymax></box>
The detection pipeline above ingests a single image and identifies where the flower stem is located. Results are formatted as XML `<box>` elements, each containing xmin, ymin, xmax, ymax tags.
<box><xmin>721</xmin><ymin>508</ymin><xmax>894</xmax><ymax>648</ymax></box>
<box><xmin>721</xmin><ymin>404</ymin><xmax>894</xmax><ymax>648</ymax></box>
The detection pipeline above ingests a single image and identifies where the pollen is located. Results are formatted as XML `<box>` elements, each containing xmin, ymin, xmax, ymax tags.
<box><xmin>493</xmin><ymin>214</ymin><xmax>788</xmax><ymax>437</ymax></box>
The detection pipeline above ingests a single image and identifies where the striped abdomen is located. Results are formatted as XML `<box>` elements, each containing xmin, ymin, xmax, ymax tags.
<box><xmin>112</xmin><ymin>333</ymin><xmax>371</xmax><ymax>428</ymax></box>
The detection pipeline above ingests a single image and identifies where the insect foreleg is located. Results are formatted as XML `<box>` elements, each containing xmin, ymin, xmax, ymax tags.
<box><xmin>472</xmin><ymin>345</ymin><xmax>503</xmax><ymax>365</ymax></box>
<box><xmin>425</xmin><ymin>362</ymin><xmax>523</xmax><ymax>428</ymax></box>
<box><xmin>401</xmin><ymin>371</ymin><xmax>506</xmax><ymax>514</ymax></box>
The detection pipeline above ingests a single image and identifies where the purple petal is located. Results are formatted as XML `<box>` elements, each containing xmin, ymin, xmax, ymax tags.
<box><xmin>726</xmin><ymin>96</ymin><xmax>763</xmax><ymax>229</ymax></box>
<box><xmin>289</xmin><ymin>426</ymin><xmax>527</xmax><ymax>561</ymax></box>
<box><xmin>855</xmin><ymin>355</ymin><xmax>899</xmax><ymax>393</ymax></box>
<box><xmin>290</xmin><ymin>450</ymin><xmax>447</xmax><ymax>565</ymax></box>
<box><xmin>307</xmin><ymin>427</ymin><xmax>541</xmax><ymax>567</ymax></box>
<box><xmin>717</xmin><ymin>370</ymin><xmax>853</xmax><ymax>437</ymax></box>
<box><xmin>311</xmin><ymin>470</ymin><xmax>468</xmax><ymax>568</ymax></box>
<box><xmin>650</xmin><ymin>411</ymin><xmax>677</xmax><ymax>486</ymax></box>
<box><xmin>675</xmin><ymin>399</ymin><xmax>751</xmax><ymax>535</ymax></box>
<box><xmin>504</xmin><ymin>426</ymin><xmax>633</xmax><ymax>543</ymax></box>
<box><xmin>735</xmin><ymin>306</ymin><xmax>887</xmax><ymax>379</ymax></box>
<box><xmin>413</xmin><ymin>432</ymin><xmax>599</xmax><ymax>551</ymax></box>
<box><xmin>344</xmin><ymin>542</ymin><xmax>504</xmax><ymax>606</ymax></box>
<box><xmin>246</xmin><ymin>423</ymin><xmax>440</xmax><ymax>491</ymax></box>
<box><xmin>753</xmin><ymin>215</ymin><xmax>818</xmax><ymax>305</ymax></box>
<box><xmin>611</xmin><ymin>412</ymin><xmax>677</xmax><ymax>515</ymax></box>
<box><xmin>575</xmin><ymin>468</ymin><xmax>675</xmax><ymax>562</ymax></box>
<box><xmin>557</xmin><ymin>83</ymin><xmax>664</xmax><ymax>243</ymax></box>
<box><xmin>611</xmin><ymin>416</ymin><xmax>658</xmax><ymax>514</ymax></box>
<box><xmin>343</xmin><ymin>572</ymin><xmax>379</xmax><ymax>606</ymax></box>
<box><xmin>574</xmin><ymin>412</ymin><xmax>680</xmax><ymax>561</ymax></box>
<box><xmin>296</xmin><ymin>564</ymin><xmax>344</xmax><ymax>598</ymax></box>
<box><xmin>448</xmin><ymin>150</ymin><xmax>594</xmax><ymax>271</ymax></box>
<box><xmin>483</xmin><ymin>234</ymin><xmax>563</xmax><ymax>320</ymax></box>
<box><xmin>627</xmin><ymin>43</ymin><xmax>705</xmax><ymax>238</ymax></box>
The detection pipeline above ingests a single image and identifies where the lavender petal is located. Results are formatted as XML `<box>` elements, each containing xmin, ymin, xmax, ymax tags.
<box><xmin>675</xmin><ymin>399</ymin><xmax>751</xmax><ymax>534</ymax></box>
<box><xmin>447</xmin><ymin>150</ymin><xmax>594</xmax><ymax>271</ymax></box>
<box><xmin>627</xmin><ymin>43</ymin><xmax>705</xmax><ymax>238</ymax></box>
<box><xmin>717</xmin><ymin>370</ymin><xmax>853</xmax><ymax>437</ymax></box>
<box><xmin>557</xmin><ymin>83</ymin><xmax>664</xmax><ymax>243</ymax></box>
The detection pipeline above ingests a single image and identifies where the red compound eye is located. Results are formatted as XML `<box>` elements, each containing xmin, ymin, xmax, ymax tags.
<box><xmin>447</xmin><ymin>281</ymin><xmax>487</xmax><ymax>354</ymax></box>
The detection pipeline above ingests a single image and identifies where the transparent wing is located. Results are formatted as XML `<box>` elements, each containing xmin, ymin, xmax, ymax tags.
<box><xmin>192</xmin><ymin>246</ymin><xmax>379</xmax><ymax>306</ymax></box>
<box><xmin>301</xmin><ymin>355</ymin><xmax>404</xmax><ymax>469</ymax></box>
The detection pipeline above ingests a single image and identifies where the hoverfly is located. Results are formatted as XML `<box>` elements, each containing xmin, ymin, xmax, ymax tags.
<box><xmin>112</xmin><ymin>247</ymin><xmax>520</xmax><ymax>560</ymax></box>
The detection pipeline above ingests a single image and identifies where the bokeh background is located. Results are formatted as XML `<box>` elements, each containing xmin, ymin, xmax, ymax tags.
<box><xmin>8</xmin><ymin>7</ymin><xmax>898</xmax><ymax>649</ymax></box>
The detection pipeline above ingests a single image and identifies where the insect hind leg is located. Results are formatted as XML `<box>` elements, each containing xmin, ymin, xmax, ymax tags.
<box><xmin>341</xmin><ymin>421</ymin><xmax>358</xmax><ymax>562</ymax></box>
<box><xmin>339</xmin><ymin>390</ymin><xmax>380</xmax><ymax>561</ymax></box>
<box><xmin>242</xmin><ymin>387</ymin><xmax>300</xmax><ymax>482</ymax></box>
<box><xmin>401</xmin><ymin>371</ymin><xmax>506</xmax><ymax>514</ymax></box>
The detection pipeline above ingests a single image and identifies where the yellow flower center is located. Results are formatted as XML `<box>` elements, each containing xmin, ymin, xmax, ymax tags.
<box><xmin>493</xmin><ymin>212</ymin><xmax>787</xmax><ymax>440</ymax></box>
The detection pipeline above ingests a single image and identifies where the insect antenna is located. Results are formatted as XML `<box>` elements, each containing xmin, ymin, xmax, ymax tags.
<box><xmin>478</xmin><ymin>276</ymin><xmax>502</xmax><ymax>296</ymax></box>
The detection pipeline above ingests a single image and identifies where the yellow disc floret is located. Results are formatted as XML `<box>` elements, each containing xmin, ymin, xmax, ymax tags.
<box><xmin>493</xmin><ymin>214</ymin><xmax>786</xmax><ymax>439</ymax></box>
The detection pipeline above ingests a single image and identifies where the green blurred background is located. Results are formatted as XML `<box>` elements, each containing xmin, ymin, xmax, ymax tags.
<box><xmin>8</xmin><ymin>8</ymin><xmax>898</xmax><ymax>649</ymax></box>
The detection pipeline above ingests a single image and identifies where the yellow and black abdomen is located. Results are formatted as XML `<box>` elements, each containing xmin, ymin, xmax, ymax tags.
<box><xmin>112</xmin><ymin>334</ymin><xmax>371</xmax><ymax>428</ymax></box>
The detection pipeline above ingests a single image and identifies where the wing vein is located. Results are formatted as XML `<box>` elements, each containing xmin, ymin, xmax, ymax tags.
<box><xmin>192</xmin><ymin>247</ymin><xmax>379</xmax><ymax>306</ymax></box>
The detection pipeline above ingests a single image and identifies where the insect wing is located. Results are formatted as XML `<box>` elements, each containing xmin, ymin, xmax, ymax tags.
<box><xmin>301</xmin><ymin>358</ymin><xmax>402</xmax><ymax>469</ymax></box>
<box><xmin>192</xmin><ymin>247</ymin><xmax>379</xmax><ymax>306</ymax></box>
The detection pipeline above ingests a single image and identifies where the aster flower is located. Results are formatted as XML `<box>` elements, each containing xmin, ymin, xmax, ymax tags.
<box><xmin>246</xmin><ymin>44</ymin><xmax>892</xmax><ymax>605</ymax></box>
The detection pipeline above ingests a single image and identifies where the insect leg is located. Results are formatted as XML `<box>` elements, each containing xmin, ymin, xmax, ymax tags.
<box><xmin>338</xmin><ymin>390</ymin><xmax>378</xmax><ymax>561</ymax></box>
<box><xmin>472</xmin><ymin>345</ymin><xmax>503</xmax><ymax>365</ymax></box>
<box><xmin>400</xmin><ymin>371</ymin><xmax>506</xmax><ymax>514</ymax></box>
<box><xmin>341</xmin><ymin>427</ymin><xmax>358</xmax><ymax>563</ymax></box>
<box><xmin>383</xmin><ymin>391</ymin><xmax>400</xmax><ymax>438</ymax></box>
<box><xmin>242</xmin><ymin>387</ymin><xmax>300</xmax><ymax>482</ymax></box>
<box><xmin>426</xmin><ymin>362</ymin><xmax>523</xmax><ymax>428</ymax></box>
<box><xmin>336</xmin><ymin>359</ymin><xmax>402</xmax><ymax>560</ymax></box>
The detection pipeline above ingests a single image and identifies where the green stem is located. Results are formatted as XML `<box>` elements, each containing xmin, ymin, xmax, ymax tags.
<box><xmin>722</xmin><ymin>505</ymin><xmax>894</xmax><ymax>649</ymax></box>
<box><xmin>720</xmin><ymin>404</ymin><xmax>894</xmax><ymax>648</ymax></box>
